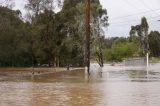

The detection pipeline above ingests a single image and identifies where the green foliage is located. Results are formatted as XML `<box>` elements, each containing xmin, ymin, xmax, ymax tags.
<box><xmin>0</xmin><ymin>0</ymin><xmax>105</xmax><ymax>67</ymax></box>
<box><xmin>129</xmin><ymin>17</ymin><xmax>149</xmax><ymax>56</ymax></box>
<box><xmin>149</xmin><ymin>57</ymin><xmax>160</xmax><ymax>62</ymax></box>
<box><xmin>1</xmin><ymin>3</ymin><xmax>160</xmax><ymax>66</ymax></box>
<box><xmin>0</xmin><ymin>6</ymin><xmax>32</xmax><ymax>67</ymax></box>
<box><xmin>148</xmin><ymin>31</ymin><xmax>160</xmax><ymax>57</ymax></box>
<box><xmin>104</xmin><ymin>41</ymin><xmax>138</xmax><ymax>62</ymax></box>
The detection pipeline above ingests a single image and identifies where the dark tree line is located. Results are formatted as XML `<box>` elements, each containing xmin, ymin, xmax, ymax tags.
<box><xmin>0</xmin><ymin>0</ymin><xmax>108</xmax><ymax>67</ymax></box>
<box><xmin>148</xmin><ymin>31</ymin><xmax>160</xmax><ymax>57</ymax></box>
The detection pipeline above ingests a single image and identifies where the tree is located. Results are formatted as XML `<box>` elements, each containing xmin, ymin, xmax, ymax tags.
<box><xmin>129</xmin><ymin>17</ymin><xmax>149</xmax><ymax>56</ymax></box>
<box><xmin>25</xmin><ymin>0</ymin><xmax>62</xmax><ymax>22</ymax></box>
<box><xmin>59</xmin><ymin>0</ymin><xmax>86</xmax><ymax>67</ymax></box>
<box><xmin>104</xmin><ymin>40</ymin><xmax>138</xmax><ymax>62</ymax></box>
<box><xmin>148</xmin><ymin>31</ymin><xmax>160</xmax><ymax>57</ymax></box>
<box><xmin>0</xmin><ymin>0</ymin><xmax>107</xmax><ymax>67</ymax></box>
<box><xmin>90</xmin><ymin>4</ymin><xmax>108</xmax><ymax>67</ymax></box>
<box><xmin>0</xmin><ymin>6</ymin><xmax>32</xmax><ymax>67</ymax></box>
<box><xmin>60</xmin><ymin>0</ymin><xmax>108</xmax><ymax>67</ymax></box>
<box><xmin>0</xmin><ymin>0</ymin><xmax>15</xmax><ymax>9</ymax></box>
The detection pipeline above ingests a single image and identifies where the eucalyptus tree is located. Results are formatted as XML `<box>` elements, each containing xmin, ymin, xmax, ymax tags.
<box><xmin>59</xmin><ymin>0</ymin><xmax>108</xmax><ymax>67</ymax></box>
<box><xmin>24</xmin><ymin>0</ymin><xmax>63</xmax><ymax>67</ymax></box>
<box><xmin>148</xmin><ymin>31</ymin><xmax>160</xmax><ymax>57</ymax></box>
<box><xmin>129</xmin><ymin>17</ymin><xmax>149</xmax><ymax>56</ymax></box>
<box><xmin>32</xmin><ymin>9</ymin><xmax>62</xmax><ymax>67</ymax></box>
<box><xmin>60</xmin><ymin>0</ymin><xmax>108</xmax><ymax>67</ymax></box>
<box><xmin>0</xmin><ymin>6</ymin><xmax>31</xmax><ymax>67</ymax></box>
<box><xmin>0</xmin><ymin>0</ymin><xmax>15</xmax><ymax>9</ymax></box>
<box><xmin>25</xmin><ymin>0</ymin><xmax>62</xmax><ymax>22</ymax></box>
<box><xmin>0</xmin><ymin>0</ymin><xmax>109</xmax><ymax>67</ymax></box>
<box><xmin>129</xmin><ymin>26</ymin><xmax>138</xmax><ymax>43</ymax></box>
<box><xmin>57</xmin><ymin>0</ymin><xmax>88</xmax><ymax>67</ymax></box>
<box><xmin>90</xmin><ymin>4</ymin><xmax>108</xmax><ymax>67</ymax></box>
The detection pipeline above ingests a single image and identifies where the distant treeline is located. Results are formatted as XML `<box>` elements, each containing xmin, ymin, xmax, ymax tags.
<box><xmin>103</xmin><ymin>31</ymin><xmax>160</xmax><ymax>62</ymax></box>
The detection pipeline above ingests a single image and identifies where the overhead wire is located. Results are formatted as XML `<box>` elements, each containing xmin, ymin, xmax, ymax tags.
<box><xmin>139</xmin><ymin>0</ymin><xmax>152</xmax><ymax>10</ymax></box>
<box><xmin>110</xmin><ymin>20</ymin><xmax>159</xmax><ymax>27</ymax></box>
<box><xmin>106</xmin><ymin>0</ymin><xmax>160</xmax><ymax>36</ymax></box>
<box><xmin>138</xmin><ymin>0</ymin><xmax>160</xmax><ymax>16</ymax></box>
<box><xmin>111</xmin><ymin>8</ymin><xmax>160</xmax><ymax>20</ymax></box>
<box><xmin>110</xmin><ymin>16</ymin><xmax>160</xmax><ymax>27</ymax></box>
<box><xmin>122</xmin><ymin>0</ymin><xmax>160</xmax><ymax>19</ymax></box>
<box><xmin>123</xmin><ymin>0</ymin><xmax>142</xmax><ymax>11</ymax></box>
<box><xmin>110</xmin><ymin>15</ymin><xmax>160</xmax><ymax>25</ymax></box>
<box><xmin>108</xmin><ymin>0</ymin><xmax>160</xmax><ymax>28</ymax></box>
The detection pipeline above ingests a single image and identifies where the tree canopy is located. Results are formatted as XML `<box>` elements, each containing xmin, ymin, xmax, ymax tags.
<box><xmin>0</xmin><ymin>0</ymin><xmax>108</xmax><ymax>67</ymax></box>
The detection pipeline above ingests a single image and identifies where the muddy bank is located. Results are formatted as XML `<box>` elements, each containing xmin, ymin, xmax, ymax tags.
<box><xmin>0</xmin><ymin>67</ymin><xmax>85</xmax><ymax>77</ymax></box>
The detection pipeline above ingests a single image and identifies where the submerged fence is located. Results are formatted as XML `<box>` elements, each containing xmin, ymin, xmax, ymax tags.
<box><xmin>123</xmin><ymin>57</ymin><xmax>146</xmax><ymax>66</ymax></box>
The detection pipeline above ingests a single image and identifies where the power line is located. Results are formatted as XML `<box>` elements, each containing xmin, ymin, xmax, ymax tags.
<box><xmin>138</xmin><ymin>0</ymin><xmax>160</xmax><ymax>16</ymax></box>
<box><xmin>110</xmin><ymin>19</ymin><xmax>159</xmax><ymax>27</ymax></box>
<box><xmin>123</xmin><ymin>0</ymin><xmax>160</xmax><ymax>19</ymax></box>
<box><xmin>110</xmin><ymin>15</ymin><xmax>160</xmax><ymax>25</ymax></box>
<box><xmin>139</xmin><ymin>0</ymin><xmax>151</xmax><ymax>10</ymax></box>
<box><xmin>109</xmin><ymin>1</ymin><xmax>160</xmax><ymax>29</ymax></box>
<box><xmin>112</xmin><ymin>8</ymin><xmax>160</xmax><ymax>20</ymax></box>
<box><xmin>106</xmin><ymin>0</ymin><xmax>160</xmax><ymax>36</ymax></box>
<box><xmin>123</xmin><ymin>0</ymin><xmax>142</xmax><ymax>11</ymax></box>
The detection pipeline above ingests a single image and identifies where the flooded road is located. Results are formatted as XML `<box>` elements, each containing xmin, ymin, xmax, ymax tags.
<box><xmin>0</xmin><ymin>63</ymin><xmax>160</xmax><ymax>106</ymax></box>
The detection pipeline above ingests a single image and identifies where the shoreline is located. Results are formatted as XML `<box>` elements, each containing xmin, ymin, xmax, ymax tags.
<box><xmin>0</xmin><ymin>67</ymin><xmax>85</xmax><ymax>77</ymax></box>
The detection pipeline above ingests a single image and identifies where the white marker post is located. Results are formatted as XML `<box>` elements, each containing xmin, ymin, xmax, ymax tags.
<box><xmin>146</xmin><ymin>53</ymin><xmax>149</xmax><ymax>74</ymax></box>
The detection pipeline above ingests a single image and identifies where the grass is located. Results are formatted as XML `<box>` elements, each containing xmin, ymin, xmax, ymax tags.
<box><xmin>149</xmin><ymin>57</ymin><xmax>160</xmax><ymax>63</ymax></box>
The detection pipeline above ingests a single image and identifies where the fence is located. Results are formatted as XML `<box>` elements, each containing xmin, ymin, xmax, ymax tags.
<box><xmin>123</xmin><ymin>57</ymin><xmax>146</xmax><ymax>66</ymax></box>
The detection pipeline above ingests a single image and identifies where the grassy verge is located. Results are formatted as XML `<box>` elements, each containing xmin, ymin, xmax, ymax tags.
<box><xmin>149</xmin><ymin>57</ymin><xmax>160</xmax><ymax>63</ymax></box>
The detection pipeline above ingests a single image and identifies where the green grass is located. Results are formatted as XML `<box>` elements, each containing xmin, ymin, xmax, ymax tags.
<box><xmin>149</xmin><ymin>57</ymin><xmax>160</xmax><ymax>63</ymax></box>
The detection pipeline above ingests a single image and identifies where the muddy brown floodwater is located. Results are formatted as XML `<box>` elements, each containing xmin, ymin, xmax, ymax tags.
<box><xmin>0</xmin><ymin>63</ymin><xmax>160</xmax><ymax>106</ymax></box>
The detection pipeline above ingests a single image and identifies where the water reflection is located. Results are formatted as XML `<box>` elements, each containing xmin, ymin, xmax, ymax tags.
<box><xmin>0</xmin><ymin>63</ymin><xmax>160</xmax><ymax>106</ymax></box>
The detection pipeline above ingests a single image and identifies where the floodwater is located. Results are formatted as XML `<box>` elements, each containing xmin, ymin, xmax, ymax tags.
<box><xmin>0</xmin><ymin>63</ymin><xmax>160</xmax><ymax>106</ymax></box>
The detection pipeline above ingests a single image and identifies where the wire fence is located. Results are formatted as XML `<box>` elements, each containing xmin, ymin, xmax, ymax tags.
<box><xmin>123</xmin><ymin>57</ymin><xmax>146</xmax><ymax>66</ymax></box>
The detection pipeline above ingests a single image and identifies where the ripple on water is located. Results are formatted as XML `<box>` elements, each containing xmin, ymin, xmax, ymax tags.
<box><xmin>0</xmin><ymin>63</ymin><xmax>160</xmax><ymax>106</ymax></box>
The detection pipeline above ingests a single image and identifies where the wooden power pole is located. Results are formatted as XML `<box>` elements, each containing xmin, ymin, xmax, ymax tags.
<box><xmin>86</xmin><ymin>0</ymin><xmax>90</xmax><ymax>75</ymax></box>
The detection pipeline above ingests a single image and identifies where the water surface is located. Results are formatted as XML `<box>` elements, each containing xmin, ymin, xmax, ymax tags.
<box><xmin>0</xmin><ymin>63</ymin><xmax>160</xmax><ymax>106</ymax></box>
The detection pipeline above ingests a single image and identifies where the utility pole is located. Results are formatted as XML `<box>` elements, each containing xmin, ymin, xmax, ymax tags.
<box><xmin>86</xmin><ymin>0</ymin><xmax>90</xmax><ymax>75</ymax></box>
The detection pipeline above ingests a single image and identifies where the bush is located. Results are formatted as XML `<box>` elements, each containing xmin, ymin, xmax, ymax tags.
<box><xmin>104</xmin><ymin>42</ymin><xmax>138</xmax><ymax>62</ymax></box>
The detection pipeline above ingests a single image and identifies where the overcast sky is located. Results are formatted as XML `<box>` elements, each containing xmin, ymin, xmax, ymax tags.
<box><xmin>99</xmin><ymin>0</ymin><xmax>160</xmax><ymax>37</ymax></box>
<box><xmin>1</xmin><ymin>0</ymin><xmax>160</xmax><ymax>37</ymax></box>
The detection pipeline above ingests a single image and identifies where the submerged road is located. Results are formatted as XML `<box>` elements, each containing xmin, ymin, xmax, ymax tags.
<box><xmin>0</xmin><ymin>63</ymin><xmax>160</xmax><ymax>106</ymax></box>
